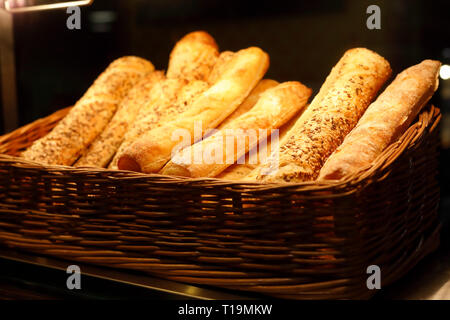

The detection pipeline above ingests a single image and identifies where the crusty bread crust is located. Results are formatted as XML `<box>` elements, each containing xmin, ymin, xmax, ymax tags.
<box><xmin>118</xmin><ymin>47</ymin><xmax>270</xmax><ymax>173</ymax></box>
<box><xmin>109</xmin><ymin>79</ymin><xmax>208</xmax><ymax>169</ymax></box>
<box><xmin>75</xmin><ymin>70</ymin><xmax>165</xmax><ymax>168</ymax></box>
<box><xmin>22</xmin><ymin>56</ymin><xmax>154</xmax><ymax>166</ymax></box>
<box><xmin>167</xmin><ymin>31</ymin><xmax>219</xmax><ymax>82</ymax></box>
<box><xmin>219</xmin><ymin>106</ymin><xmax>302</xmax><ymax>180</ymax></box>
<box><xmin>218</xmin><ymin>79</ymin><xmax>279</xmax><ymax>129</ymax></box>
<box><xmin>254</xmin><ymin>48</ymin><xmax>392</xmax><ymax>182</ymax></box>
<box><xmin>319</xmin><ymin>59</ymin><xmax>440</xmax><ymax>180</ymax></box>
<box><xmin>161</xmin><ymin>81</ymin><xmax>311</xmax><ymax>178</ymax></box>
<box><xmin>109</xmin><ymin>32</ymin><xmax>220</xmax><ymax>169</ymax></box>
<box><xmin>200</xmin><ymin>79</ymin><xmax>280</xmax><ymax>181</ymax></box>
<box><xmin>208</xmin><ymin>51</ymin><xmax>235</xmax><ymax>84</ymax></box>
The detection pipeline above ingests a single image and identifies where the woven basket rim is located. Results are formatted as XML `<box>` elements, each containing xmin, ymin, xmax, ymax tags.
<box><xmin>0</xmin><ymin>105</ymin><xmax>441</xmax><ymax>193</ymax></box>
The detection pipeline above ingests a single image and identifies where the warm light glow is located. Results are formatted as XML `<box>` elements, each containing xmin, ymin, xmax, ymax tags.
<box><xmin>4</xmin><ymin>0</ymin><xmax>93</xmax><ymax>12</ymax></box>
<box><xmin>440</xmin><ymin>65</ymin><xmax>450</xmax><ymax>80</ymax></box>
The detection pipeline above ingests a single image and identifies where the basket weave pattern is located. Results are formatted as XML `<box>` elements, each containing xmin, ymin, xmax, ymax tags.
<box><xmin>0</xmin><ymin>105</ymin><xmax>441</xmax><ymax>299</ymax></box>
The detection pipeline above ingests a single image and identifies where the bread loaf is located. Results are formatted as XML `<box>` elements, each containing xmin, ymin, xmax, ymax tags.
<box><xmin>234</xmin><ymin>52</ymin><xmax>354</xmax><ymax>181</ymax></box>
<box><xmin>194</xmin><ymin>79</ymin><xmax>278</xmax><ymax>180</ymax></box>
<box><xmin>208</xmin><ymin>51</ymin><xmax>235</xmax><ymax>84</ymax></box>
<box><xmin>254</xmin><ymin>48</ymin><xmax>392</xmax><ymax>182</ymax></box>
<box><xmin>319</xmin><ymin>59</ymin><xmax>441</xmax><ymax>180</ymax></box>
<box><xmin>118</xmin><ymin>47</ymin><xmax>270</xmax><ymax>173</ymax></box>
<box><xmin>218</xmin><ymin>107</ymin><xmax>301</xmax><ymax>180</ymax></box>
<box><xmin>218</xmin><ymin>79</ymin><xmax>279</xmax><ymax>129</ymax></box>
<box><xmin>109</xmin><ymin>32</ymin><xmax>219</xmax><ymax>169</ymax></box>
<box><xmin>109</xmin><ymin>79</ymin><xmax>208</xmax><ymax>169</ymax></box>
<box><xmin>161</xmin><ymin>81</ymin><xmax>311</xmax><ymax>178</ymax></box>
<box><xmin>75</xmin><ymin>70</ymin><xmax>165</xmax><ymax>168</ymax></box>
<box><xmin>22</xmin><ymin>56</ymin><xmax>154</xmax><ymax>166</ymax></box>
<box><xmin>167</xmin><ymin>31</ymin><xmax>219</xmax><ymax>82</ymax></box>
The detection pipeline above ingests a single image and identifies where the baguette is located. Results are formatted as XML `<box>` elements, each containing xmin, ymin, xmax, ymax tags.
<box><xmin>254</xmin><ymin>48</ymin><xmax>392</xmax><ymax>182</ymax></box>
<box><xmin>22</xmin><ymin>56</ymin><xmax>154</xmax><ymax>166</ymax></box>
<box><xmin>75</xmin><ymin>70</ymin><xmax>165</xmax><ymax>168</ymax></box>
<box><xmin>167</xmin><ymin>31</ymin><xmax>219</xmax><ymax>82</ymax></box>
<box><xmin>218</xmin><ymin>107</ymin><xmax>301</xmax><ymax>180</ymax></box>
<box><xmin>198</xmin><ymin>79</ymin><xmax>279</xmax><ymax>180</ymax></box>
<box><xmin>319</xmin><ymin>59</ymin><xmax>441</xmax><ymax>180</ymax></box>
<box><xmin>118</xmin><ymin>47</ymin><xmax>270</xmax><ymax>173</ymax></box>
<box><xmin>109</xmin><ymin>78</ymin><xmax>208</xmax><ymax>169</ymax></box>
<box><xmin>218</xmin><ymin>79</ymin><xmax>279</xmax><ymax>129</ymax></box>
<box><xmin>161</xmin><ymin>81</ymin><xmax>311</xmax><ymax>178</ymax></box>
<box><xmin>109</xmin><ymin>32</ymin><xmax>219</xmax><ymax>169</ymax></box>
<box><xmin>208</xmin><ymin>51</ymin><xmax>235</xmax><ymax>84</ymax></box>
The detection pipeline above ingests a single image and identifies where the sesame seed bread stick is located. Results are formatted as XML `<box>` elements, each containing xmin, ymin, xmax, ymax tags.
<box><xmin>75</xmin><ymin>70</ymin><xmax>165</xmax><ymax>168</ymax></box>
<box><xmin>22</xmin><ymin>56</ymin><xmax>154</xmax><ymax>166</ymax></box>
<box><xmin>254</xmin><ymin>48</ymin><xmax>392</xmax><ymax>182</ymax></box>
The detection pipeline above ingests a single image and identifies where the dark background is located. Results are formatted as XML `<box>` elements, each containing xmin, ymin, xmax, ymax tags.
<box><xmin>0</xmin><ymin>0</ymin><xmax>449</xmax><ymax>299</ymax></box>
<box><xmin>7</xmin><ymin>0</ymin><xmax>450</xmax><ymax>125</ymax></box>
<box><xmin>1</xmin><ymin>0</ymin><xmax>450</xmax><ymax>233</ymax></box>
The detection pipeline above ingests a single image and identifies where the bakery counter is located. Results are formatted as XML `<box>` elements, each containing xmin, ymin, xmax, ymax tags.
<box><xmin>0</xmin><ymin>233</ymin><xmax>449</xmax><ymax>300</ymax></box>
<box><xmin>0</xmin><ymin>249</ymin><xmax>257</xmax><ymax>300</ymax></box>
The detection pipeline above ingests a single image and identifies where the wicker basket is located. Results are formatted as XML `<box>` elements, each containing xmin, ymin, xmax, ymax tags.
<box><xmin>0</xmin><ymin>105</ymin><xmax>441</xmax><ymax>299</ymax></box>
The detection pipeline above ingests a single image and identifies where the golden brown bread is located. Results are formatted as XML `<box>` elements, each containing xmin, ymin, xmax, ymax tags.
<box><xmin>218</xmin><ymin>107</ymin><xmax>301</xmax><ymax>180</ymax></box>
<box><xmin>109</xmin><ymin>78</ymin><xmax>208</xmax><ymax>169</ymax></box>
<box><xmin>74</xmin><ymin>70</ymin><xmax>165</xmax><ymax>168</ymax></box>
<box><xmin>218</xmin><ymin>79</ymin><xmax>279</xmax><ymax>129</ymax></box>
<box><xmin>166</xmin><ymin>31</ymin><xmax>219</xmax><ymax>82</ymax></box>
<box><xmin>207</xmin><ymin>51</ymin><xmax>235</xmax><ymax>84</ymax></box>
<box><xmin>22</xmin><ymin>56</ymin><xmax>154</xmax><ymax>166</ymax></box>
<box><xmin>253</xmin><ymin>48</ymin><xmax>392</xmax><ymax>182</ymax></box>
<box><xmin>109</xmin><ymin>32</ymin><xmax>219</xmax><ymax>169</ymax></box>
<box><xmin>233</xmin><ymin>50</ymin><xmax>349</xmax><ymax>174</ymax></box>
<box><xmin>237</xmin><ymin>47</ymin><xmax>349</xmax><ymax>173</ymax></box>
<box><xmin>319</xmin><ymin>59</ymin><xmax>441</xmax><ymax>180</ymax></box>
<box><xmin>161</xmin><ymin>81</ymin><xmax>311</xmax><ymax>178</ymax></box>
<box><xmin>118</xmin><ymin>47</ymin><xmax>270</xmax><ymax>173</ymax></box>
<box><xmin>197</xmin><ymin>79</ymin><xmax>279</xmax><ymax>180</ymax></box>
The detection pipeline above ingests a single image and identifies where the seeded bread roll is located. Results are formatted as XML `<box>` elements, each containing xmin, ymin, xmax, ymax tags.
<box><xmin>254</xmin><ymin>48</ymin><xmax>392</xmax><ymax>182</ymax></box>
<box><xmin>167</xmin><ymin>31</ymin><xmax>219</xmax><ymax>82</ymax></box>
<box><xmin>75</xmin><ymin>70</ymin><xmax>165</xmax><ymax>168</ymax></box>
<box><xmin>319</xmin><ymin>60</ymin><xmax>440</xmax><ymax>180</ymax></box>
<box><xmin>22</xmin><ymin>56</ymin><xmax>154</xmax><ymax>166</ymax></box>
<box><xmin>161</xmin><ymin>81</ymin><xmax>311</xmax><ymax>178</ymax></box>
<box><xmin>109</xmin><ymin>79</ymin><xmax>209</xmax><ymax>169</ymax></box>
<box><xmin>118</xmin><ymin>47</ymin><xmax>270</xmax><ymax>173</ymax></box>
